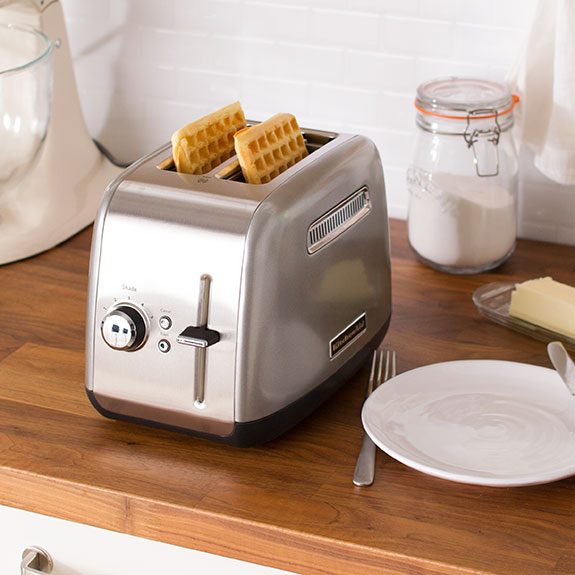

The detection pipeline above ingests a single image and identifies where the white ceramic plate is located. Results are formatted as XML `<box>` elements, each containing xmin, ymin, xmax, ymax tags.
<box><xmin>362</xmin><ymin>360</ymin><xmax>575</xmax><ymax>487</ymax></box>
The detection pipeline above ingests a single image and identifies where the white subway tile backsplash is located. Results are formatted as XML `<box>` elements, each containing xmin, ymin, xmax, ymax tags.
<box><xmin>419</xmin><ymin>0</ymin><xmax>457</xmax><ymax>21</ymax></box>
<box><xmin>117</xmin><ymin>62</ymin><xmax>179</xmax><ymax>101</ymax></box>
<box><xmin>206</xmin><ymin>35</ymin><xmax>250</xmax><ymax>72</ymax></box>
<box><xmin>173</xmin><ymin>0</ymin><xmax>245</xmax><ymax>35</ymax></box>
<box><xmin>240</xmin><ymin>76</ymin><xmax>309</xmax><ymax>118</ymax></box>
<box><xmin>309</xmin><ymin>84</ymin><xmax>379</xmax><ymax>126</ymax></box>
<box><xmin>366</xmin><ymin>0</ymin><xmax>419</xmax><ymax>17</ymax></box>
<box><xmin>456</xmin><ymin>1</ymin><xmax>536</xmax><ymax>31</ymax></box>
<box><xmin>258</xmin><ymin>0</ymin><xmax>417</xmax><ymax>16</ymax></box>
<box><xmin>382</xmin><ymin>16</ymin><xmax>453</xmax><ymax>58</ymax></box>
<box><xmin>59</xmin><ymin>0</ymin><xmax>573</xmax><ymax>245</ymax></box>
<box><xmin>381</xmin><ymin>131</ymin><xmax>415</xmax><ymax>169</ymax></box>
<box><xmin>378</xmin><ymin>93</ymin><xmax>413</xmax><ymax>132</ymax></box>
<box><xmin>343</xmin><ymin>50</ymin><xmax>417</xmax><ymax>93</ymax></box>
<box><xmin>131</xmin><ymin>29</ymin><xmax>188</xmax><ymax>68</ymax></box>
<box><xmin>146</xmin><ymin>99</ymin><xmax>212</xmax><ymax>137</ymax></box>
<box><xmin>77</xmin><ymin>89</ymin><xmax>114</xmax><ymax>138</ymax></box>
<box><xmin>244</xmin><ymin>2</ymin><xmax>309</xmax><ymax>42</ymax></box>
<box><xmin>221</xmin><ymin>37</ymin><xmax>276</xmax><ymax>76</ymax></box>
<box><xmin>496</xmin><ymin>2</ymin><xmax>538</xmax><ymax>30</ymax></box>
<box><xmin>381</xmin><ymin>166</ymin><xmax>408</xmax><ymax>218</ymax></box>
<box><xmin>415</xmin><ymin>57</ymin><xmax>509</xmax><ymax>85</ymax></box>
<box><xmin>453</xmin><ymin>24</ymin><xmax>526</xmax><ymax>66</ymax></box>
<box><xmin>454</xmin><ymin>0</ymin><xmax>496</xmax><ymax>27</ymax></box>
<box><xmin>310</xmin><ymin>8</ymin><xmax>380</xmax><ymax>50</ymax></box>
<box><xmin>349</xmin><ymin>127</ymin><xmax>414</xmax><ymax>168</ymax></box>
<box><xmin>176</xmin><ymin>69</ymin><xmax>242</xmax><ymax>105</ymax></box>
<box><xmin>253</xmin><ymin>42</ymin><xmax>345</xmax><ymax>84</ymax></box>
<box><xmin>518</xmin><ymin>222</ymin><xmax>558</xmax><ymax>243</ymax></box>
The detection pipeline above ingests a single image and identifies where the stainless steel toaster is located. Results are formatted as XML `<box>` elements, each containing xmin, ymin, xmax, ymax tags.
<box><xmin>85</xmin><ymin>126</ymin><xmax>392</xmax><ymax>446</ymax></box>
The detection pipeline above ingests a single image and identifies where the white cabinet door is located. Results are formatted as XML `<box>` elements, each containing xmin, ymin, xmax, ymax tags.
<box><xmin>0</xmin><ymin>504</ymin><xmax>295</xmax><ymax>575</ymax></box>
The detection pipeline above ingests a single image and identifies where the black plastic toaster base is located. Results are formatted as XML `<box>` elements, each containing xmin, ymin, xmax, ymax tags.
<box><xmin>87</xmin><ymin>318</ymin><xmax>390</xmax><ymax>447</ymax></box>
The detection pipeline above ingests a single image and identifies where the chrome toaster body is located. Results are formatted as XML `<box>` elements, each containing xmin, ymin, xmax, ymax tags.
<box><xmin>86</xmin><ymin>128</ymin><xmax>392</xmax><ymax>446</ymax></box>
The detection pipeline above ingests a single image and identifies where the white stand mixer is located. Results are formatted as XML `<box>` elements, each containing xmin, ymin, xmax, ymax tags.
<box><xmin>0</xmin><ymin>0</ymin><xmax>122</xmax><ymax>264</ymax></box>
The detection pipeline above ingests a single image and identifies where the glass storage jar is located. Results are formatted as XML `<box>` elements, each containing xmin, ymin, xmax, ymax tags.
<box><xmin>407</xmin><ymin>77</ymin><xmax>519</xmax><ymax>274</ymax></box>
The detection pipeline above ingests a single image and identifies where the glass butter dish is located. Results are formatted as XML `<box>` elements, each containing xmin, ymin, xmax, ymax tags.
<box><xmin>473</xmin><ymin>281</ymin><xmax>575</xmax><ymax>351</ymax></box>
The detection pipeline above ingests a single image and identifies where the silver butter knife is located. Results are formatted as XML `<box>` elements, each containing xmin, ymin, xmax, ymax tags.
<box><xmin>547</xmin><ymin>341</ymin><xmax>575</xmax><ymax>396</ymax></box>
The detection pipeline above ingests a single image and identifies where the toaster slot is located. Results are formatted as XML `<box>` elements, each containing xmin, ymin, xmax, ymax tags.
<box><xmin>214</xmin><ymin>129</ymin><xmax>337</xmax><ymax>182</ymax></box>
<box><xmin>157</xmin><ymin>155</ymin><xmax>176</xmax><ymax>171</ymax></box>
<box><xmin>157</xmin><ymin>127</ymin><xmax>337</xmax><ymax>180</ymax></box>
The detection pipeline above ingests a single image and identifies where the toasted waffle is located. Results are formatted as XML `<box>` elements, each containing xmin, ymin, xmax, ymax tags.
<box><xmin>234</xmin><ymin>113</ymin><xmax>308</xmax><ymax>184</ymax></box>
<box><xmin>171</xmin><ymin>101</ymin><xmax>246</xmax><ymax>174</ymax></box>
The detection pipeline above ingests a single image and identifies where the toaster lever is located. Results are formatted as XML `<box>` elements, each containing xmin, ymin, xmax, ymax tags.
<box><xmin>176</xmin><ymin>325</ymin><xmax>220</xmax><ymax>348</ymax></box>
<box><xmin>177</xmin><ymin>274</ymin><xmax>220</xmax><ymax>348</ymax></box>
<box><xmin>177</xmin><ymin>274</ymin><xmax>218</xmax><ymax>407</ymax></box>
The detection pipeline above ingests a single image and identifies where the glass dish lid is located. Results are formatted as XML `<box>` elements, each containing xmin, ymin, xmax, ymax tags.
<box><xmin>415</xmin><ymin>77</ymin><xmax>519</xmax><ymax>134</ymax></box>
<box><xmin>416</xmin><ymin>77</ymin><xmax>515</xmax><ymax>117</ymax></box>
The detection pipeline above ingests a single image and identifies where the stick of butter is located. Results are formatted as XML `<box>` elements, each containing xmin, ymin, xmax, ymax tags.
<box><xmin>509</xmin><ymin>277</ymin><xmax>575</xmax><ymax>338</ymax></box>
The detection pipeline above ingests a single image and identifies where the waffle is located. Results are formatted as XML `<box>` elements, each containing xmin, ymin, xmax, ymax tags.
<box><xmin>234</xmin><ymin>113</ymin><xmax>308</xmax><ymax>184</ymax></box>
<box><xmin>171</xmin><ymin>101</ymin><xmax>246</xmax><ymax>174</ymax></box>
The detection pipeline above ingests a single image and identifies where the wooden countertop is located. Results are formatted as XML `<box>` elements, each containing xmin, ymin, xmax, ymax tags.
<box><xmin>1</xmin><ymin>219</ymin><xmax>574</xmax><ymax>575</ymax></box>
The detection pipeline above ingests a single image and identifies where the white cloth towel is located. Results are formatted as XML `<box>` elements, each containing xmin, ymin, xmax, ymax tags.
<box><xmin>509</xmin><ymin>0</ymin><xmax>575</xmax><ymax>185</ymax></box>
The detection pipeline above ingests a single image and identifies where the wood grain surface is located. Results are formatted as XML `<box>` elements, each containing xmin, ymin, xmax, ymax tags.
<box><xmin>0</xmin><ymin>219</ymin><xmax>574</xmax><ymax>575</ymax></box>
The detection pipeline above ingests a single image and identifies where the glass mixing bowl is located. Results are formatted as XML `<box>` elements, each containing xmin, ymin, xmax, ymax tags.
<box><xmin>0</xmin><ymin>23</ymin><xmax>52</xmax><ymax>196</ymax></box>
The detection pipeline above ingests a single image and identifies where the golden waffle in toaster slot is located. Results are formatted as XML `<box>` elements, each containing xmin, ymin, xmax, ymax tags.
<box><xmin>171</xmin><ymin>101</ymin><xmax>246</xmax><ymax>174</ymax></box>
<box><xmin>233</xmin><ymin>113</ymin><xmax>308</xmax><ymax>184</ymax></box>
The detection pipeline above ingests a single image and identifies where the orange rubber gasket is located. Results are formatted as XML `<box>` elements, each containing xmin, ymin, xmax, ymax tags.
<box><xmin>415</xmin><ymin>93</ymin><xmax>520</xmax><ymax>121</ymax></box>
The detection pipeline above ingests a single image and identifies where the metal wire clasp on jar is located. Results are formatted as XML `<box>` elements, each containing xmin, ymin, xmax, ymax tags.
<box><xmin>407</xmin><ymin>77</ymin><xmax>520</xmax><ymax>274</ymax></box>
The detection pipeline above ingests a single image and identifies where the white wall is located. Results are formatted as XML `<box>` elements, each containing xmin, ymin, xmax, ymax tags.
<box><xmin>61</xmin><ymin>0</ymin><xmax>575</xmax><ymax>245</ymax></box>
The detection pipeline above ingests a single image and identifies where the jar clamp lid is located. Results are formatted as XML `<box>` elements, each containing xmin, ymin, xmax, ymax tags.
<box><xmin>414</xmin><ymin>78</ymin><xmax>519</xmax><ymax>178</ymax></box>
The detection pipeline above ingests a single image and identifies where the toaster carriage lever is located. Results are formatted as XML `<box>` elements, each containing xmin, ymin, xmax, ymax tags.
<box><xmin>176</xmin><ymin>274</ymin><xmax>219</xmax><ymax>406</ymax></box>
<box><xmin>176</xmin><ymin>325</ymin><xmax>220</xmax><ymax>348</ymax></box>
<box><xmin>176</xmin><ymin>274</ymin><xmax>220</xmax><ymax>348</ymax></box>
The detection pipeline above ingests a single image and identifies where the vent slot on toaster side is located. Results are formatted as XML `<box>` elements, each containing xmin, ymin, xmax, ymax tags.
<box><xmin>307</xmin><ymin>187</ymin><xmax>371</xmax><ymax>254</ymax></box>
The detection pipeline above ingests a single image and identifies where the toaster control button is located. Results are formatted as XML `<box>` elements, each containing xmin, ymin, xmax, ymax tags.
<box><xmin>158</xmin><ymin>339</ymin><xmax>171</xmax><ymax>353</ymax></box>
<box><xmin>101</xmin><ymin>305</ymin><xmax>148</xmax><ymax>351</ymax></box>
<box><xmin>159</xmin><ymin>316</ymin><xmax>172</xmax><ymax>330</ymax></box>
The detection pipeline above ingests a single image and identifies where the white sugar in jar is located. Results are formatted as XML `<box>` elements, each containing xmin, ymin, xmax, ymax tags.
<box><xmin>407</xmin><ymin>78</ymin><xmax>519</xmax><ymax>274</ymax></box>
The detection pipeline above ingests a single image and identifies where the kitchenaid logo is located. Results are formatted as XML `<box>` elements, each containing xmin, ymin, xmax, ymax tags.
<box><xmin>330</xmin><ymin>313</ymin><xmax>367</xmax><ymax>359</ymax></box>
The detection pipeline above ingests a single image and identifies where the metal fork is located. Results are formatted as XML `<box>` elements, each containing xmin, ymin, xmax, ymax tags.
<box><xmin>353</xmin><ymin>348</ymin><xmax>396</xmax><ymax>487</ymax></box>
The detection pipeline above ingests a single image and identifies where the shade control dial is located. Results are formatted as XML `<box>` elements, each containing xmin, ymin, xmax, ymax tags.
<box><xmin>101</xmin><ymin>304</ymin><xmax>148</xmax><ymax>351</ymax></box>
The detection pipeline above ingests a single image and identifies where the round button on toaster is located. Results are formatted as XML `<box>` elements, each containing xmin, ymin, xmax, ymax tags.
<box><xmin>159</xmin><ymin>316</ymin><xmax>172</xmax><ymax>330</ymax></box>
<box><xmin>158</xmin><ymin>339</ymin><xmax>171</xmax><ymax>353</ymax></box>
